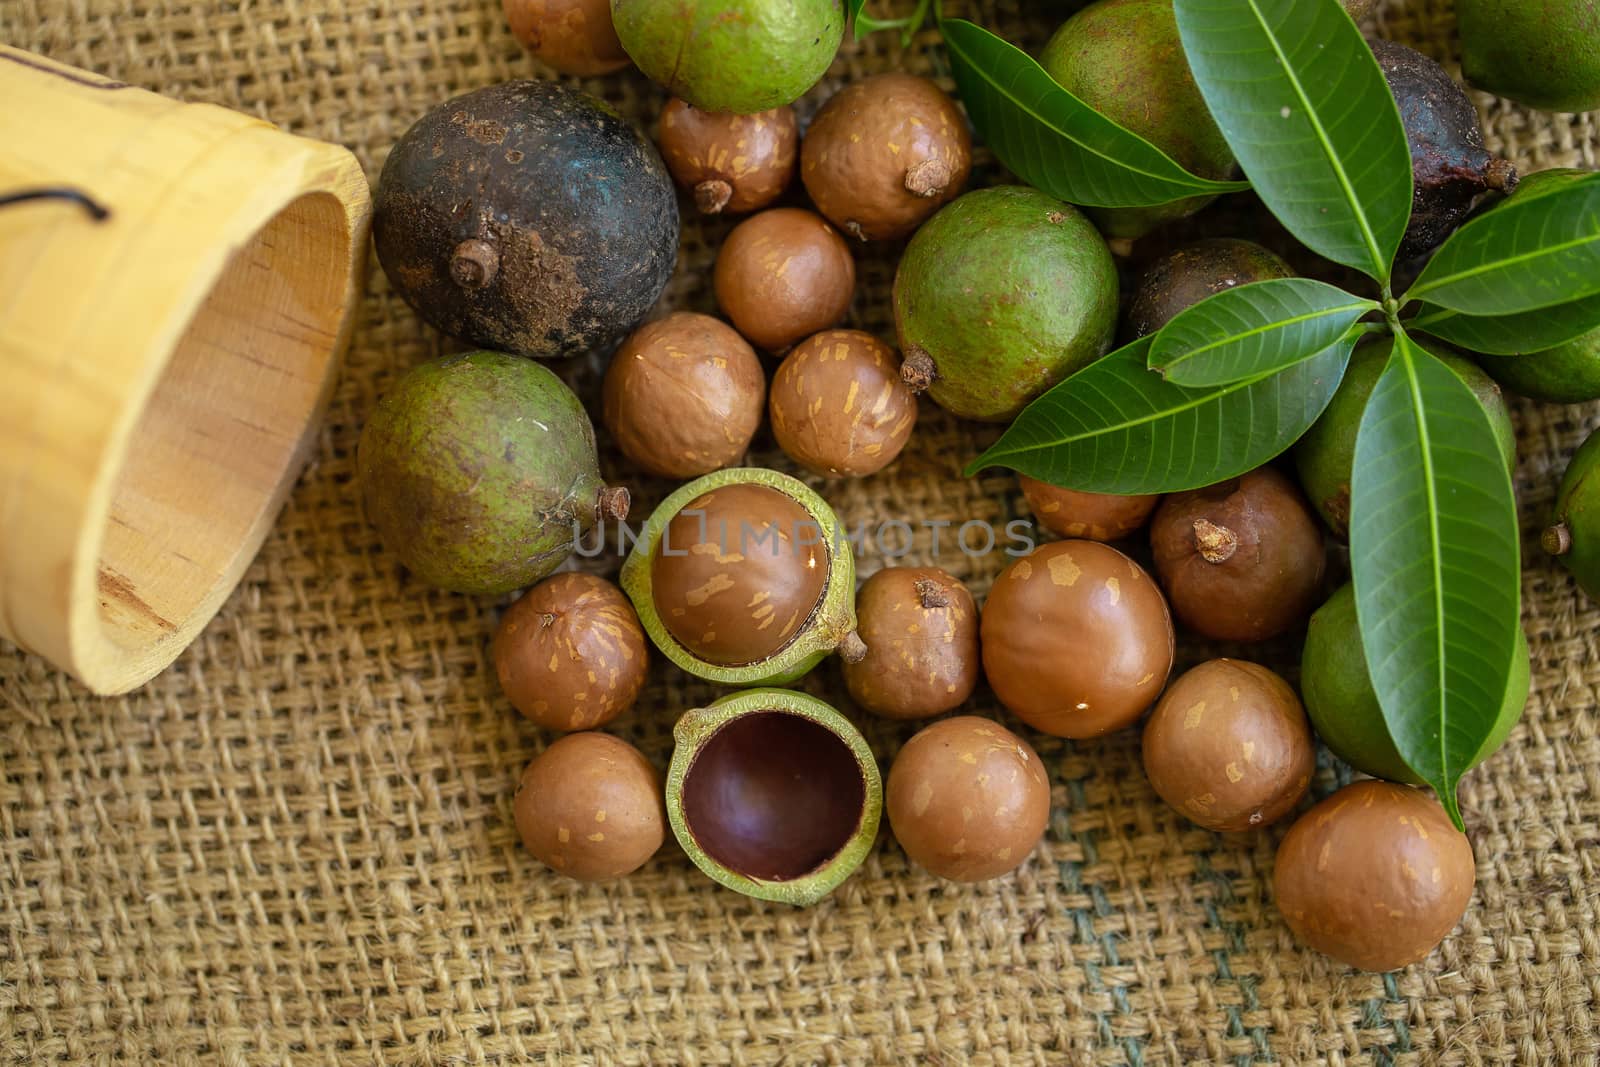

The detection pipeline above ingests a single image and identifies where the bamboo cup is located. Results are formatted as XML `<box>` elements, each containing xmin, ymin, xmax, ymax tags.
<box><xmin>0</xmin><ymin>47</ymin><xmax>372</xmax><ymax>694</ymax></box>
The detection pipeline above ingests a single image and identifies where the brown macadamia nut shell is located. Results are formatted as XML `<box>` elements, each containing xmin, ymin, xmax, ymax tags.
<box><xmin>649</xmin><ymin>482</ymin><xmax>828</xmax><ymax>667</ymax></box>
<box><xmin>1150</xmin><ymin>466</ymin><xmax>1326</xmax><ymax>643</ymax></box>
<box><xmin>1142</xmin><ymin>658</ymin><xmax>1314</xmax><ymax>832</ymax></box>
<box><xmin>493</xmin><ymin>573</ymin><xmax>649</xmax><ymax>731</ymax></box>
<box><xmin>981</xmin><ymin>540</ymin><xmax>1174</xmax><ymax>738</ymax></box>
<box><xmin>514</xmin><ymin>732</ymin><xmax>666</xmax><ymax>880</ymax></box>
<box><xmin>657</xmin><ymin>98</ymin><xmax>798</xmax><ymax>215</ymax></box>
<box><xmin>1273</xmin><ymin>780</ymin><xmax>1476</xmax><ymax>971</ymax></box>
<box><xmin>886</xmin><ymin>716</ymin><xmax>1050</xmax><ymax>882</ymax></box>
<box><xmin>602</xmin><ymin>312</ymin><xmax>766</xmax><ymax>479</ymax></box>
<box><xmin>1020</xmin><ymin>475</ymin><xmax>1160</xmax><ymax>542</ymax></box>
<box><xmin>801</xmin><ymin>72</ymin><xmax>973</xmax><ymax>241</ymax></box>
<box><xmin>503</xmin><ymin>0</ymin><xmax>631</xmax><ymax>76</ymax></box>
<box><xmin>769</xmin><ymin>329</ymin><xmax>918</xmax><ymax>477</ymax></box>
<box><xmin>842</xmin><ymin>567</ymin><xmax>979</xmax><ymax>720</ymax></box>
<box><xmin>713</xmin><ymin>208</ymin><xmax>856</xmax><ymax>352</ymax></box>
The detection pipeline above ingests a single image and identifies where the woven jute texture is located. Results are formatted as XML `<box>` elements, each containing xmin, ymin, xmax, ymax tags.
<box><xmin>1</xmin><ymin>0</ymin><xmax>1597</xmax><ymax>1063</ymax></box>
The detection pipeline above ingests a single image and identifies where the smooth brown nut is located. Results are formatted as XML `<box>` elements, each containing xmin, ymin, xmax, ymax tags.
<box><xmin>502</xmin><ymin>0</ymin><xmax>631</xmax><ymax>76</ymax></box>
<box><xmin>493</xmin><ymin>573</ymin><xmax>649</xmax><ymax>731</ymax></box>
<box><xmin>801</xmin><ymin>72</ymin><xmax>973</xmax><ymax>241</ymax></box>
<box><xmin>1142</xmin><ymin>658</ymin><xmax>1313</xmax><ymax>832</ymax></box>
<box><xmin>1273</xmin><ymin>780</ymin><xmax>1476</xmax><ymax>971</ymax></box>
<box><xmin>713</xmin><ymin>208</ymin><xmax>855</xmax><ymax>352</ymax></box>
<box><xmin>1020</xmin><ymin>475</ymin><xmax>1160</xmax><ymax>542</ymax></box>
<box><xmin>981</xmin><ymin>540</ymin><xmax>1174</xmax><ymax>738</ymax></box>
<box><xmin>1150</xmin><ymin>466</ymin><xmax>1326</xmax><ymax>643</ymax></box>
<box><xmin>842</xmin><ymin>566</ymin><xmax>979</xmax><ymax>720</ymax></box>
<box><xmin>513</xmin><ymin>732</ymin><xmax>666</xmax><ymax>880</ymax></box>
<box><xmin>657</xmin><ymin>98</ymin><xmax>798</xmax><ymax>215</ymax></box>
<box><xmin>602</xmin><ymin>312</ymin><xmax>766</xmax><ymax>479</ymax></box>
<box><xmin>769</xmin><ymin>329</ymin><xmax>918</xmax><ymax>477</ymax></box>
<box><xmin>1125</xmin><ymin>238</ymin><xmax>1293</xmax><ymax>341</ymax></box>
<box><xmin>649</xmin><ymin>482</ymin><xmax>828</xmax><ymax>666</ymax></box>
<box><xmin>886</xmin><ymin>716</ymin><xmax>1050</xmax><ymax>882</ymax></box>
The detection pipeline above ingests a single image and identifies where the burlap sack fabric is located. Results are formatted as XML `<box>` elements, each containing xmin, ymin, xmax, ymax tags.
<box><xmin>0</xmin><ymin>0</ymin><xmax>1596</xmax><ymax>1062</ymax></box>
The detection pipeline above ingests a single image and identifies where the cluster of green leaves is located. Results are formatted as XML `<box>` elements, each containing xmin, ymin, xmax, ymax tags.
<box><xmin>851</xmin><ymin>0</ymin><xmax>1600</xmax><ymax>826</ymax></box>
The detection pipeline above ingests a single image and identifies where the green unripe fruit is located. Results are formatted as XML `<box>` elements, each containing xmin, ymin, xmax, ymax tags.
<box><xmin>1301</xmin><ymin>583</ymin><xmax>1530</xmax><ymax>783</ymax></box>
<box><xmin>611</xmin><ymin>0</ymin><xmax>843</xmax><ymax>114</ymax></box>
<box><xmin>358</xmin><ymin>352</ymin><xmax>628</xmax><ymax>595</ymax></box>
<box><xmin>1458</xmin><ymin>0</ymin><xmax>1600</xmax><ymax>114</ymax></box>
<box><xmin>893</xmin><ymin>186</ymin><xmax>1118</xmax><ymax>422</ymax></box>
<box><xmin>1294</xmin><ymin>336</ymin><xmax>1515</xmax><ymax>538</ymax></box>
<box><xmin>1545</xmin><ymin>426</ymin><xmax>1600</xmax><ymax>602</ymax></box>
<box><xmin>1038</xmin><ymin>0</ymin><xmax>1236</xmax><ymax>239</ymax></box>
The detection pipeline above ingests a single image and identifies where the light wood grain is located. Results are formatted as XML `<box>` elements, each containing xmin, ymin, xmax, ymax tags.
<box><xmin>0</xmin><ymin>46</ymin><xmax>372</xmax><ymax>694</ymax></box>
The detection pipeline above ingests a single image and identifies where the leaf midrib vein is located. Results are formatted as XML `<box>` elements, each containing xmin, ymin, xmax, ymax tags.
<box><xmin>1155</xmin><ymin>299</ymin><xmax>1371</xmax><ymax>373</ymax></box>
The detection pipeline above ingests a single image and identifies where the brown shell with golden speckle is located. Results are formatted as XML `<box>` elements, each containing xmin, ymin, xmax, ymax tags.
<box><xmin>602</xmin><ymin>312</ymin><xmax>766</xmax><ymax>480</ymax></box>
<box><xmin>493</xmin><ymin>572</ymin><xmax>649</xmax><ymax>731</ymax></box>
<box><xmin>1020</xmin><ymin>475</ymin><xmax>1160</xmax><ymax>542</ymax></box>
<box><xmin>502</xmin><ymin>0</ymin><xmax>631</xmax><ymax>76</ymax></box>
<box><xmin>657</xmin><ymin>98</ymin><xmax>798</xmax><ymax>215</ymax></box>
<box><xmin>769</xmin><ymin>329</ymin><xmax>918</xmax><ymax>478</ymax></box>
<box><xmin>1142</xmin><ymin>658</ymin><xmax>1313</xmax><ymax>832</ymax></box>
<box><xmin>981</xmin><ymin>540</ymin><xmax>1174</xmax><ymax>738</ymax></box>
<box><xmin>801</xmin><ymin>73</ymin><xmax>972</xmax><ymax>241</ymax></box>
<box><xmin>649</xmin><ymin>483</ymin><xmax>829</xmax><ymax>666</ymax></box>
<box><xmin>842</xmin><ymin>567</ymin><xmax>979</xmax><ymax>720</ymax></box>
<box><xmin>514</xmin><ymin>732</ymin><xmax>666</xmax><ymax>881</ymax></box>
<box><xmin>1273</xmin><ymin>779</ymin><xmax>1476</xmax><ymax>971</ymax></box>
<box><xmin>886</xmin><ymin>716</ymin><xmax>1050</xmax><ymax>882</ymax></box>
<box><xmin>713</xmin><ymin>208</ymin><xmax>856</xmax><ymax>352</ymax></box>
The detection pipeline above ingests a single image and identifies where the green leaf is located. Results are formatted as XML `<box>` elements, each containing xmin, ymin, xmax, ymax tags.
<box><xmin>1409</xmin><ymin>294</ymin><xmax>1600</xmax><ymax>355</ymax></box>
<box><xmin>1173</xmin><ymin>0</ymin><xmax>1412</xmax><ymax>281</ymax></box>
<box><xmin>965</xmin><ymin>336</ymin><xmax>1351</xmax><ymax>492</ymax></box>
<box><xmin>1349</xmin><ymin>329</ymin><xmax>1521</xmax><ymax>829</ymax></box>
<box><xmin>1404</xmin><ymin>173</ymin><xmax>1600</xmax><ymax>315</ymax></box>
<box><xmin>849</xmin><ymin>0</ymin><xmax>926</xmax><ymax>41</ymax></box>
<box><xmin>1149</xmin><ymin>278</ymin><xmax>1377</xmax><ymax>386</ymax></box>
<box><xmin>938</xmin><ymin>18</ymin><xmax>1250</xmax><ymax>209</ymax></box>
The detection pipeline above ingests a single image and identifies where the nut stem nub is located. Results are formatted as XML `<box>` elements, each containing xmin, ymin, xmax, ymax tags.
<box><xmin>901</xmin><ymin>347</ymin><xmax>938</xmax><ymax>394</ymax></box>
<box><xmin>1192</xmin><ymin>518</ymin><xmax>1239</xmax><ymax>564</ymax></box>
<box><xmin>1543</xmin><ymin>521</ymin><xmax>1572</xmax><ymax>557</ymax></box>
<box><xmin>914</xmin><ymin>578</ymin><xmax>951</xmax><ymax>609</ymax></box>
<box><xmin>904</xmin><ymin>157</ymin><xmax>951</xmax><ymax>199</ymax></box>
<box><xmin>1485</xmin><ymin>158</ymin><xmax>1518</xmax><ymax>194</ymax></box>
<box><xmin>595</xmin><ymin>486</ymin><xmax>631</xmax><ymax>523</ymax></box>
<box><xmin>838</xmin><ymin>630</ymin><xmax>868</xmax><ymax>664</ymax></box>
<box><xmin>694</xmin><ymin>179</ymin><xmax>733</xmax><ymax>214</ymax></box>
<box><xmin>450</xmin><ymin>238</ymin><xmax>500</xmax><ymax>290</ymax></box>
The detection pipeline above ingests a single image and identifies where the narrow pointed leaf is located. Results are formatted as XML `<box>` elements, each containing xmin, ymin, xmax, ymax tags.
<box><xmin>1173</xmin><ymin>0</ymin><xmax>1412</xmax><ymax>281</ymax></box>
<box><xmin>1404</xmin><ymin>173</ymin><xmax>1600</xmax><ymax>314</ymax></box>
<box><xmin>1349</xmin><ymin>330</ymin><xmax>1521</xmax><ymax>829</ymax></box>
<box><xmin>1410</xmin><ymin>294</ymin><xmax>1600</xmax><ymax>355</ymax></box>
<box><xmin>939</xmin><ymin>18</ymin><xmax>1250</xmax><ymax>208</ymax></box>
<box><xmin>1149</xmin><ymin>278</ymin><xmax>1377</xmax><ymax>386</ymax></box>
<box><xmin>965</xmin><ymin>336</ymin><xmax>1350</xmax><ymax>492</ymax></box>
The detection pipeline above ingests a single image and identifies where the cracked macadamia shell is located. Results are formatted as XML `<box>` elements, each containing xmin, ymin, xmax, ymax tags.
<box><xmin>602</xmin><ymin>312</ymin><xmax>766</xmax><ymax>479</ymax></box>
<box><xmin>649</xmin><ymin>482</ymin><xmax>829</xmax><ymax>667</ymax></box>
<box><xmin>503</xmin><ymin>0</ymin><xmax>630</xmax><ymax>76</ymax></box>
<box><xmin>1142</xmin><ymin>659</ymin><xmax>1313</xmax><ymax>832</ymax></box>
<box><xmin>514</xmin><ymin>732</ymin><xmax>666</xmax><ymax>881</ymax></box>
<box><xmin>801</xmin><ymin>72</ymin><xmax>973</xmax><ymax>241</ymax></box>
<box><xmin>981</xmin><ymin>540</ymin><xmax>1174</xmax><ymax>738</ymax></box>
<box><xmin>657</xmin><ymin>98</ymin><xmax>798</xmax><ymax>215</ymax></box>
<box><xmin>769</xmin><ymin>329</ymin><xmax>918</xmax><ymax>478</ymax></box>
<box><xmin>493</xmin><ymin>573</ymin><xmax>648</xmax><ymax>731</ymax></box>
<box><xmin>1273</xmin><ymin>780</ymin><xmax>1476</xmax><ymax>972</ymax></box>
<box><xmin>886</xmin><ymin>716</ymin><xmax>1050</xmax><ymax>882</ymax></box>
<box><xmin>1150</xmin><ymin>466</ymin><xmax>1326</xmax><ymax>643</ymax></box>
<box><xmin>842</xmin><ymin>567</ymin><xmax>979</xmax><ymax>720</ymax></box>
<box><xmin>1020</xmin><ymin>476</ymin><xmax>1160</xmax><ymax>542</ymax></box>
<box><xmin>715</xmin><ymin>208</ymin><xmax>856</xmax><ymax>351</ymax></box>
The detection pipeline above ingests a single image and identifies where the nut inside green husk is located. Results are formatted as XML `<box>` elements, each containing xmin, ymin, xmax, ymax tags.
<box><xmin>666</xmin><ymin>688</ymin><xmax>882</xmax><ymax>906</ymax></box>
